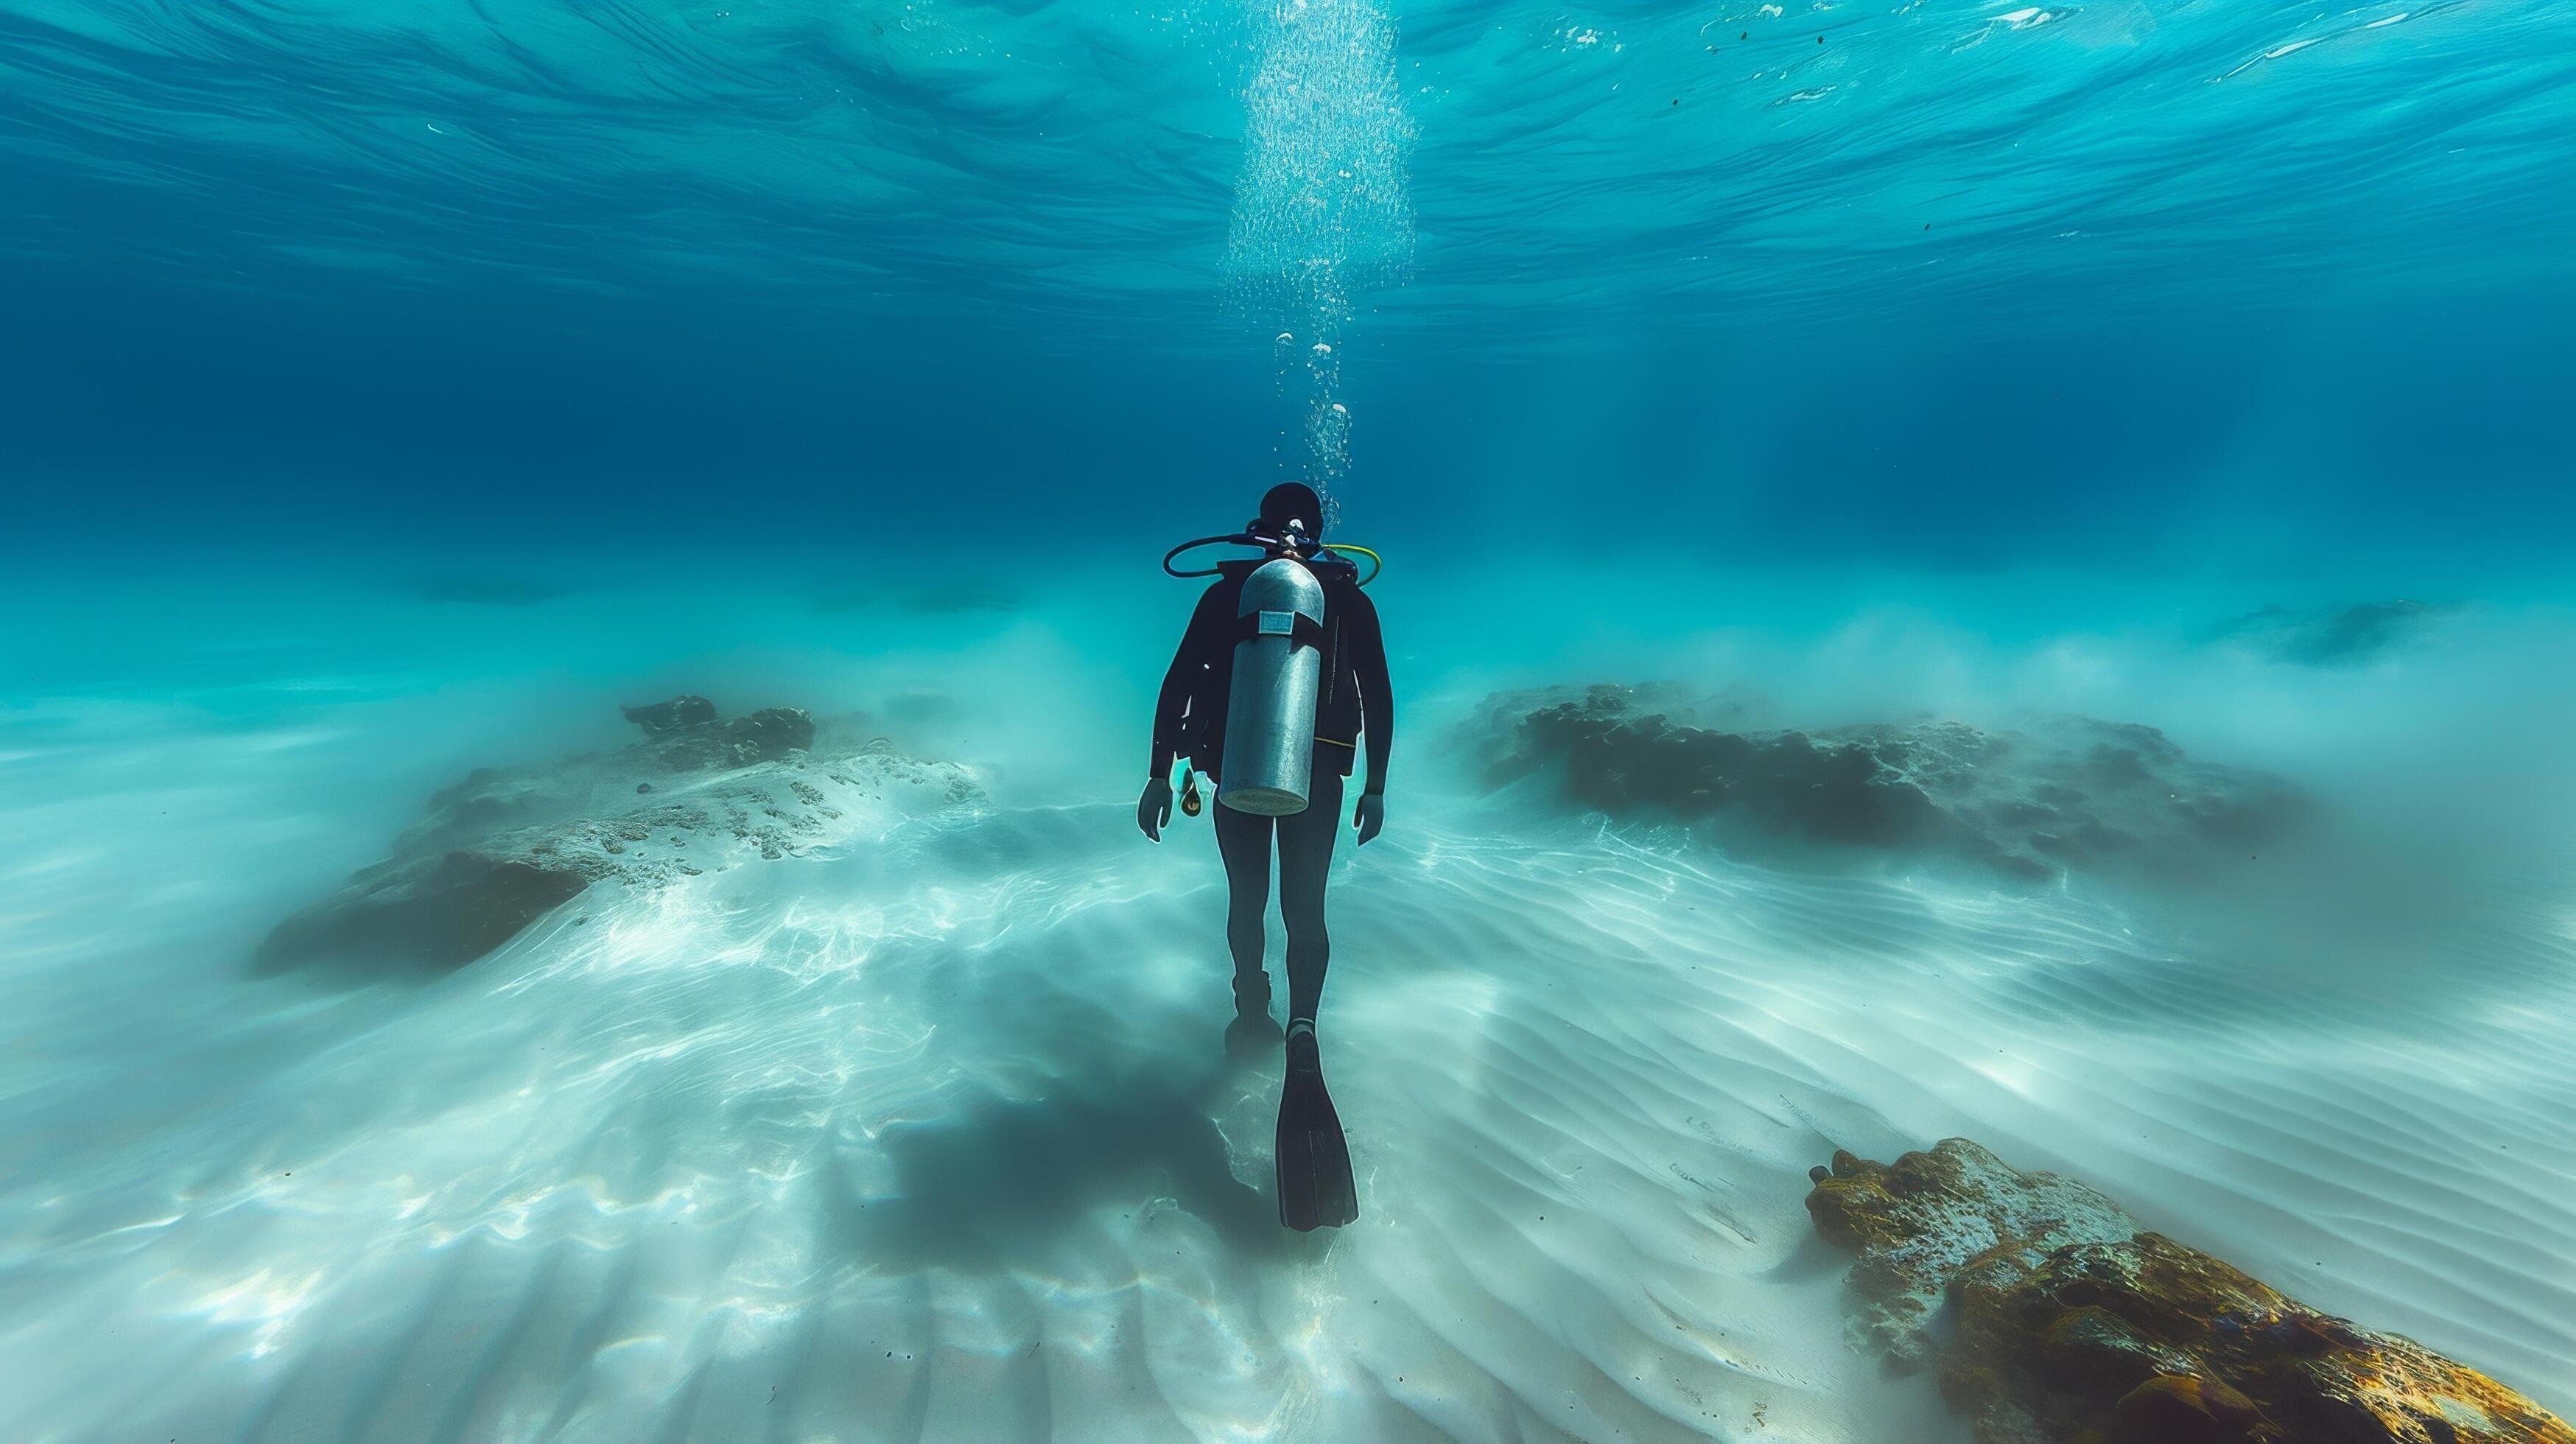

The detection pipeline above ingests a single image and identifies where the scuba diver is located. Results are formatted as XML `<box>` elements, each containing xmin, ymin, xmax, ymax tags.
<box><xmin>1138</xmin><ymin>481</ymin><xmax>1391</xmax><ymax>1232</ymax></box>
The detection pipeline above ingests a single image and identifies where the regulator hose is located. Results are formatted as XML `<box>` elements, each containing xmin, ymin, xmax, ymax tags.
<box><xmin>1162</xmin><ymin>535</ymin><xmax>1380</xmax><ymax>587</ymax></box>
<box><xmin>1326</xmin><ymin>545</ymin><xmax>1382</xmax><ymax>587</ymax></box>
<box><xmin>1162</xmin><ymin>534</ymin><xmax>1258</xmax><ymax>578</ymax></box>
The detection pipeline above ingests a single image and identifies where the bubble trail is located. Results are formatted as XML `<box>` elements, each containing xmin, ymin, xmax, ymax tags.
<box><xmin>1224</xmin><ymin>0</ymin><xmax>1415</xmax><ymax>520</ymax></box>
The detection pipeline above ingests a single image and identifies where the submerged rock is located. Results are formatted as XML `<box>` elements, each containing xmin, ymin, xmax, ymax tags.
<box><xmin>1472</xmin><ymin>683</ymin><xmax>2306</xmax><ymax>883</ymax></box>
<box><xmin>1807</xmin><ymin>1139</ymin><xmax>2575</xmax><ymax>1444</ymax></box>
<box><xmin>620</xmin><ymin>694</ymin><xmax>717</xmax><ymax>737</ymax></box>
<box><xmin>256</xmin><ymin>698</ymin><xmax>979</xmax><ymax>975</ymax></box>
<box><xmin>2203</xmin><ymin>600</ymin><xmax>2456</xmax><ymax>666</ymax></box>
<box><xmin>647</xmin><ymin>705</ymin><xmax>817</xmax><ymax>771</ymax></box>
<box><xmin>254</xmin><ymin>853</ymin><xmax>591</xmax><ymax>973</ymax></box>
<box><xmin>1806</xmin><ymin>1138</ymin><xmax>2136</xmax><ymax>1370</ymax></box>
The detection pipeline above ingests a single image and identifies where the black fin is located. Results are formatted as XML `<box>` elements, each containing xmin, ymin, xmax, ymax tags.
<box><xmin>1276</xmin><ymin>1025</ymin><xmax>1358</xmax><ymax>1231</ymax></box>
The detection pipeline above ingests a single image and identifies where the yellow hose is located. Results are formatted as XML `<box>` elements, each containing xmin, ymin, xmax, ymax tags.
<box><xmin>1329</xmin><ymin>545</ymin><xmax>1383</xmax><ymax>586</ymax></box>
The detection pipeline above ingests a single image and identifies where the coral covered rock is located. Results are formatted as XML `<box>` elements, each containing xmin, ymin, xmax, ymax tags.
<box><xmin>255</xmin><ymin>699</ymin><xmax>976</xmax><ymax>974</ymax></box>
<box><xmin>620</xmin><ymin>693</ymin><xmax>718</xmax><ymax>737</ymax></box>
<box><xmin>2201</xmin><ymin>600</ymin><xmax>2455</xmax><ymax>666</ymax></box>
<box><xmin>1805</xmin><ymin>1139</ymin><xmax>2135</xmax><ymax>1369</ymax></box>
<box><xmin>1807</xmin><ymin>1140</ymin><xmax>2575</xmax><ymax>1444</ymax></box>
<box><xmin>253</xmin><ymin>852</ymin><xmax>590</xmax><ymax>973</ymax></box>
<box><xmin>647</xmin><ymin>704</ymin><xmax>818</xmax><ymax>771</ymax></box>
<box><xmin>1472</xmin><ymin>683</ymin><xmax>2307</xmax><ymax>883</ymax></box>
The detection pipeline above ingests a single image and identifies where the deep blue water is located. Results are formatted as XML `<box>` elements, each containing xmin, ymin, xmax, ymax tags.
<box><xmin>4</xmin><ymin>0</ymin><xmax>2572</xmax><ymax>574</ymax></box>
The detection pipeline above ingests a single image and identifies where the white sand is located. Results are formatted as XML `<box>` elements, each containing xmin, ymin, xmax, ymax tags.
<box><xmin>1</xmin><ymin>570</ymin><xmax>2569</xmax><ymax>1441</ymax></box>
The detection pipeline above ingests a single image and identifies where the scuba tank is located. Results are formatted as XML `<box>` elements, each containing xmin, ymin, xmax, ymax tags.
<box><xmin>1217</xmin><ymin>557</ymin><xmax>1327</xmax><ymax>816</ymax></box>
<box><xmin>1162</xmin><ymin>514</ymin><xmax>1380</xmax><ymax>820</ymax></box>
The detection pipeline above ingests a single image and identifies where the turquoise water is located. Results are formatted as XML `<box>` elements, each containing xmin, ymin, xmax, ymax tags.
<box><xmin>4</xmin><ymin>1</ymin><xmax>2575</xmax><ymax>1440</ymax></box>
<box><xmin>6</xmin><ymin>0</ymin><xmax>2571</xmax><ymax>559</ymax></box>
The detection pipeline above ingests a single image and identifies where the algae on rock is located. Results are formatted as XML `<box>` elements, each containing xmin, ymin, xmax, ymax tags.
<box><xmin>1806</xmin><ymin>1140</ymin><xmax>2575</xmax><ymax>1444</ymax></box>
<box><xmin>256</xmin><ymin>696</ymin><xmax>980</xmax><ymax>974</ymax></box>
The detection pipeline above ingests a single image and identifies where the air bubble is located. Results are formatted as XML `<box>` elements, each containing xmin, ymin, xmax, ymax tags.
<box><xmin>1224</xmin><ymin>0</ymin><xmax>1415</xmax><ymax>499</ymax></box>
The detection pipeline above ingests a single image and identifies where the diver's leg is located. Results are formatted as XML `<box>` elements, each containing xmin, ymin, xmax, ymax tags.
<box><xmin>1276</xmin><ymin>770</ymin><xmax>1344</xmax><ymax>1026</ymax></box>
<box><xmin>1272</xmin><ymin>769</ymin><xmax>1355</xmax><ymax>1228</ymax></box>
<box><xmin>1212</xmin><ymin>798</ymin><xmax>1275</xmax><ymax>1014</ymax></box>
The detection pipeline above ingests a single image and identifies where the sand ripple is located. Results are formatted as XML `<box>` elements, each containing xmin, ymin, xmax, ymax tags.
<box><xmin>1</xmin><ymin>784</ymin><xmax>2569</xmax><ymax>1440</ymax></box>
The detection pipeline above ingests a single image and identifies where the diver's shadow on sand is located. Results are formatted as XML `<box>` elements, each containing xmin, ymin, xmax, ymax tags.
<box><xmin>838</xmin><ymin>1074</ymin><xmax>1305</xmax><ymax>1269</ymax></box>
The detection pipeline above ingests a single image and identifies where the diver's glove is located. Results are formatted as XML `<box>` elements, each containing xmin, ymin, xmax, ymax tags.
<box><xmin>1352</xmin><ymin>791</ymin><xmax>1384</xmax><ymax>847</ymax></box>
<box><xmin>1138</xmin><ymin>777</ymin><xmax>1174</xmax><ymax>842</ymax></box>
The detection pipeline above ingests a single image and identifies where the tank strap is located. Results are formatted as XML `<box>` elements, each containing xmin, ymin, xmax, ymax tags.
<box><xmin>1230</xmin><ymin>609</ymin><xmax>1327</xmax><ymax>651</ymax></box>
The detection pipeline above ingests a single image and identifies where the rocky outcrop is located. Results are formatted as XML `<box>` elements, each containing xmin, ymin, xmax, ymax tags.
<box><xmin>620</xmin><ymin>694</ymin><xmax>717</xmax><ymax>737</ymax></box>
<box><xmin>1805</xmin><ymin>1137</ymin><xmax>2137</xmax><ymax>1370</ymax></box>
<box><xmin>646</xmin><ymin>704</ymin><xmax>817</xmax><ymax>771</ymax></box>
<box><xmin>255</xmin><ymin>697</ymin><xmax>979</xmax><ymax>974</ymax></box>
<box><xmin>614</xmin><ymin>695</ymin><xmax>816</xmax><ymax>767</ymax></box>
<box><xmin>1472</xmin><ymin>683</ymin><xmax>2307</xmax><ymax>883</ymax></box>
<box><xmin>2203</xmin><ymin>600</ymin><xmax>2454</xmax><ymax>666</ymax></box>
<box><xmin>256</xmin><ymin>854</ymin><xmax>592</xmax><ymax>973</ymax></box>
<box><xmin>1806</xmin><ymin>1140</ymin><xmax>2575</xmax><ymax>1444</ymax></box>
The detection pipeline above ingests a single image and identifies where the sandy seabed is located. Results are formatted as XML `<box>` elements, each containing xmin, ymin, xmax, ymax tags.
<box><xmin>2</xmin><ymin>569</ymin><xmax>2569</xmax><ymax>1443</ymax></box>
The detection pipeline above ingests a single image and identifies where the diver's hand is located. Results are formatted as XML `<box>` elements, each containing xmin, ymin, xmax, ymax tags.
<box><xmin>1352</xmin><ymin>791</ymin><xmax>1385</xmax><ymax>846</ymax></box>
<box><xmin>1138</xmin><ymin>777</ymin><xmax>1173</xmax><ymax>842</ymax></box>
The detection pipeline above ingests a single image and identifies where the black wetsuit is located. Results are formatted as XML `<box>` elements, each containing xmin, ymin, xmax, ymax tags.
<box><xmin>1150</xmin><ymin>561</ymin><xmax>1391</xmax><ymax>1023</ymax></box>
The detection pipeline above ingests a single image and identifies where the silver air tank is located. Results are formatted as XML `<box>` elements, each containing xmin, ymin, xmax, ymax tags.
<box><xmin>1218</xmin><ymin>557</ymin><xmax>1326</xmax><ymax>816</ymax></box>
